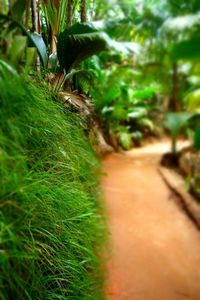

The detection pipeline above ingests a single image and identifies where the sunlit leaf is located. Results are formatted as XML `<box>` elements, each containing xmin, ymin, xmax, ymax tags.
<box><xmin>118</xmin><ymin>131</ymin><xmax>133</xmax><ymax>150</ymax></box>
<box><xmin>128</xmin><ymin>107</ymin><xmax>147</xmax><ymax>119</ymax></box>
<box><xmin>184</xmin><ymin>88</ymin><xmax>200</xmax><ymax>112</ymax></box>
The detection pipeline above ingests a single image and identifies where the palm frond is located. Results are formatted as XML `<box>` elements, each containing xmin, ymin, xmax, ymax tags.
<box><xmin>57</xmin><ymin>23</ymin><xmax>108</xmax><ymax>72</ymax></box>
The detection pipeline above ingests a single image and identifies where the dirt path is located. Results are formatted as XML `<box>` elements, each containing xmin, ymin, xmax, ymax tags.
<box><xmin>102</xmin><ymin>140</ymin><xmax>200</xmax><ymax>300</ymax></box>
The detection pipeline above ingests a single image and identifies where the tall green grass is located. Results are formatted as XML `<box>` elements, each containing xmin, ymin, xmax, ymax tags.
<box><xmin>0</xmin><ymin>67</ymin><xmax>105</xmax><ymax>299</ymax></box>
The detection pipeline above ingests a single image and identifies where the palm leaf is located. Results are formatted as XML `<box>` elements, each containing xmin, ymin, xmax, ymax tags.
<box><xmin>57</xmin><ymin>23</ymin><xmax>108</xmax><ymax>72</ymax></box>
<box><xmin>29</xmin><ymin>32</ymin><xmax>48</xmax><ymax>68</ymax></box>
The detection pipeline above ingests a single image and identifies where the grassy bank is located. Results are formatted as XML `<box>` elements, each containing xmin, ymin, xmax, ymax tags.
<box><xmin>0</xmin><ymin>67</ymin><xmax>105</xmax><ymax>299</ymax></box>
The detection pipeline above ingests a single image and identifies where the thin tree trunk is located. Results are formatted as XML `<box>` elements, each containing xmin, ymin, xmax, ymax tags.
<box><xmin>67</xmin><ymin>0</ymin><xmax>73</xmax><ymax>27</ymax></box>
<box><xmin>31</xmin><ymin>0</ymin><xmax>40</xmax><ymax>70</ymax></box>
<box><xmin>25</xmin><ymin>0</ymin><xmax>31</xmax><ymax>28</ymax></box>
<box><xmin>8</xmin><ymin>0</ymin><xmax>12</xmax><ymax>16</ymax></box>
<box><xmin>49</xmin><ymin>27</ymin><xmax>57</xmax><ymax>54</ymax></box>
<box><xmin>80</xmin><ymin>0</ymin><xmax>87</xmax><ymax>23</ymax></box>
<box><xmin>37</xmin><ymin>0</ymin><xmax>41</xmax><ymax>33</ymax></box>
<box><xmin>31</xmin><ymin>0</ymin><xmax>38</xmax><ymax>32</ymax></box>
<box><xmin>169</xmin><ymin>62</ymin><xmax>180</xmax><ymax>112</ymax></box>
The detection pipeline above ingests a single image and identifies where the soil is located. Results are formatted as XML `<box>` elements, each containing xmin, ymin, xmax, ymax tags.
<box><xmin>102</xmin><ymin>139</ymin><xmax>200</xmax><ymax>300</ymax></box>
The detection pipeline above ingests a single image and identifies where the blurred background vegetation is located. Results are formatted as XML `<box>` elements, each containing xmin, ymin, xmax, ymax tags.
<box><xmin>1</xmin><ymin>0</ymin><xmax>200</xmax><ymax>298</ymax></box>
<box><xmin>1</xmin><ymin>0</ymin><xmax>200</xmax><ymax>150</ymax></box>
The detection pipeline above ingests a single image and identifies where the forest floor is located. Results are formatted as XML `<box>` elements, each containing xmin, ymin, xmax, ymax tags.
<box><xmin>102</xmin><ymin>139</ymin><xmax>200</xmax><ymax>300</ymax></box>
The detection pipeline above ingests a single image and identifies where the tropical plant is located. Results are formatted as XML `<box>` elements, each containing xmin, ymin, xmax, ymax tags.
<box><xmin>164</xmin><ymin>112</ymin><xmax>192</xmax><ymax>155</ymax></box>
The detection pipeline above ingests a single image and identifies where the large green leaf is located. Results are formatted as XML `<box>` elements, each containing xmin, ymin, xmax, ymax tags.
<box><xmin>29</xmin><ymin>32</ymin><xmax>48</xmax><ymax>68</ymax></box>
<box><xmin>128</xmin><ymin>107</ymin><xmax>147</xmax><ymax>119</ymax></box>
<box><xmin>171</xmin><ymin>38</ymin><xmax>200</xmax><ymax>61</ymax></box>
<box><xmin>118</xmin><ymin>131</ymin><xmax>133</xmax><ymax>150</ymax></box>
<box><xmin>164</xmin><ymin>112</ymin><xmax>192</xmax><ymax>136</ymax></box>
<box><xmin>57</xmin><ymin>23</ymin><xmax>108</xmax><ymax>72</ymax></box>
<box><xmin>164</xmin><ymin>112</ymin><xmax>192</xmax><ymax>154</ymax></box>
<box><xmin>184</xmin><ymin>88</ymin><xmax>200</xmax><ymax>112</ymax></box>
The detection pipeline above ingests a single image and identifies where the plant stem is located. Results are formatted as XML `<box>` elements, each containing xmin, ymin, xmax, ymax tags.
<box><xmin>80</xmin><ymin>0</ymin><xmax>87</xmax><ymax>22</ymax></box>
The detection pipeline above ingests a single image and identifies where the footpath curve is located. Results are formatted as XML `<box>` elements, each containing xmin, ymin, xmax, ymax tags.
<box><xmin>102</xmin><ymin>140</ymin><xmax>200</xmax><ymax>300</ymax></box>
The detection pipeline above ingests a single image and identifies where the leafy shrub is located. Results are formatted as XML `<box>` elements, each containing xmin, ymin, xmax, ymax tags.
<box><xmin>0</xmin><ymin>67</ymin><xmax>105</xmax><ymax>299</ymax></box>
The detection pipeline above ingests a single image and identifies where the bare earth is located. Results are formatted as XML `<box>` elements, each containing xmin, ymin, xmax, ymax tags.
<box><xmin>102</xmin><ymin>140</ymin><xmax>200</xmax><ymax>300</ymax></box>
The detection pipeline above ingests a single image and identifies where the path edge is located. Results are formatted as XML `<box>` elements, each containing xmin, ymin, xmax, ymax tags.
<box><xmin>159</xmin><ymin>166</ymin><xmax>200</xmax><ymax>230</ymax></box>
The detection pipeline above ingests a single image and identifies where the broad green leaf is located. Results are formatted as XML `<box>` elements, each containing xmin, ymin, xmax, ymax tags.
<box><xmin>184</xmin><ymin>89</ymin><xmax>200</xmax><ymax>112</ymax></box>
<box><xmin>29</xmin><ymin>32</ymin><xmax>48</xmax><ymax>68</ymax></box>
<box><xmin>164</xmin><ymin>112</ymin><xmax>192</xmax><ymax>137</ymax></box>
<box><xmin>164</xmin><ymin>112</ymin><xmax>192</xmax><ymax>155</ymax></box>
<box><xmin>128</xmin><ymin>107</ymin><xmax>147</xmax><ymax>119</ymax></box>
<box><xmin>138</xmin><ymin>118</ymin><xmax>154</xmax><ymax>131</ymax></box>
<box><xmin>172</xmin><ymin>38</ymin><xmax>200</xmax><ymax>61</ymax></box>
<box><xmin>118</xmin><ymin>131</ymin><xmax>133</xmax><ymax>150</ymax></box>
<box><xmin>57</xmin><ymin>23</ymin><xmax>108</xmax><ymax>72</ymax></box>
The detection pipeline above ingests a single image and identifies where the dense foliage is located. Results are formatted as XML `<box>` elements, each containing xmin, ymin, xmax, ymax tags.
<box><xmin>0</xmin><ymin>66</ymin><xmax>105</xmax><ymax>299</ymax></box>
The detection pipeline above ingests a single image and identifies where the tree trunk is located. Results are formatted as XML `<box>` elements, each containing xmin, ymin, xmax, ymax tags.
<box><xmin>169</xmin><ymin>62</ymin><xmax>180</xmax><ymax>112</ymax></box>
<box><xmin>25</xmin><ymin>0</ymin><xmax>31</xmax><ymax>28</ymax></box>
<box><xmin>8</xmin><ymin>0</ymin><xmax>12</xmax><ymax>16</ymax></box>
<box><xmin>37</xmin><ymin>0</ymin><xmax>41</xmax><ymax>33</ymax></box>
<box><xmin>31</xmin><ymin>0</ymin><xmax>38</xmax><ymax>32</ymax></box>
<box><xmin>31</xmin><ymin>0</ymin><xmax>40</xmax><ymax>70</ymax></box>
<box><xmin>80</xmin><ymin>0</ymin><xmax>87</xmax><ymax>23</ymax></box>
<box><xmin>67</xmin><ymin>0</ymin><xmax>73</xmax><ymax>27</ymax></box>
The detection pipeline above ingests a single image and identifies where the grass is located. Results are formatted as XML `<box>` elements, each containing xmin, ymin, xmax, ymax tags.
<box><xmin>0</xmin><ymin>66</ymin><xmax>105</xmax><ymax>299</ymax></box>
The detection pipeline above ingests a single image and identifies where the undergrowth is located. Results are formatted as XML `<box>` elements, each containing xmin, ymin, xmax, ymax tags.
<box><xmin>0</xmin><ymin>68</ymin><xmax>105</xmax><ymax>299</ymax></box>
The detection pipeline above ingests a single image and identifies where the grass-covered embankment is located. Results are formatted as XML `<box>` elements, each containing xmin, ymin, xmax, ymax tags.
<box><xmin>0</xmin><ymin>66</ymin><xmax>105</xmax><ymax>299</ymax></box>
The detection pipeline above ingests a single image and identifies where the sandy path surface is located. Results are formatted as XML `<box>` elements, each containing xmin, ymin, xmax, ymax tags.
<box><xmin>102</xmin><ymin>140</ymin><xmax>200</xmax><ymax>300</ymax></box>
